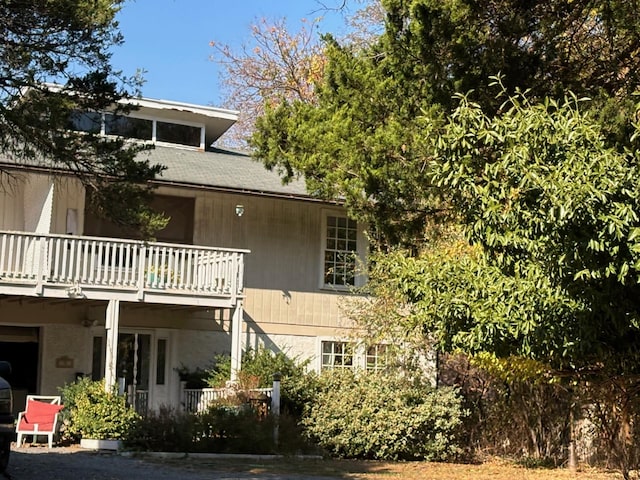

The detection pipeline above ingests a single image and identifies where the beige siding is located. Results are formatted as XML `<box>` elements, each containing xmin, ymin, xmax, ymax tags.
<box><xmin>185</xmin><ymin>188</ymin><xmax>362</xmax><ymax>332</ymax></box>
<box><xmin>51</xmin><ymin>177</ymin><xmax>86</xmax><ymax>235</ymax></box>
<box><xmin>243</xmin><ymin>287</ymin><xmax>353</xmax><ymax>330</ymax></box>
<box><xmin>191</xmin><ymin>190</ymin><xmax>322</xmax><ymax>291</ymax></box>
<box><xmin>23</xmin><ymin>174</ymin><xmax>54</xmax><ymax>232</ymax></box>
<box><xmin>0</xmin><ymin>174</ymin><xmax>25</xmax><ymax>230</ymax></box>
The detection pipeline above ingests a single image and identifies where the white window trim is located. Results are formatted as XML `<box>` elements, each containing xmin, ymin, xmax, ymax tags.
<box><xmin>316</xmin><ymin>337</ymin><xmax>370</xmax><ymax>371</ymax></box>
<box><xmin>318</xmin><ymin>209</ymin><xmax>367</xmax><ymax>291</ymax></box>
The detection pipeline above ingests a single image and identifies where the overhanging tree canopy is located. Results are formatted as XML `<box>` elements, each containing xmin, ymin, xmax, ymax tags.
<box><xmin>0</xmin><ymin>0</ymin><xmax>165</xmax><ymax>237</ymax></box>
<box><xmin>251</xmin><ymin>0</ymin><xmax>640</xmax><ymax>248</ymax></box>
<box><xmin>372</xmin><ymin>88</ymin><xmax>640</xmax><ymax>374</ymax></box>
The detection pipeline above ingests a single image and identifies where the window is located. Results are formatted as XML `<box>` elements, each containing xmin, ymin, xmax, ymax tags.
<box><xmin>366</xmin><ymin>344</ymin><xmax>388</xmax><ymax>372</ymax></box>
<box><xmin>323</xmin><ymin>215</ymin><xmax>358</xmax><ymax>287</ymax></box>
<box><xmin>67</xmin><ymin>110</ymin><xmax>205</xmax><ymax>149</ymax></box>
<box><xmin>91</xmin><ymin>336</ymin><xmax>105</xmax><ymax>381</ymax></box>
<box><xmin>156</xmin><ymin>339</ymin><xmax>167</xmax><ymax>385</ymax></box>
<box><xmin>68</xmin><ymin>110</ymin><xmax>101</xmax><ymax>133</ymax></box>
<box><xmin>156</xmin><ymin>121</ymin><xmax>201</xmax><ymax>147</ymax></box>
<box><xmin>321</xmin><ymin>341</ymin><xmax>353</xmax><ymax>370</ymax></box>
<box><xmin>104</xmin><ymin>114</ymin><xmax>152</xmax><ymax>140</ymax></box>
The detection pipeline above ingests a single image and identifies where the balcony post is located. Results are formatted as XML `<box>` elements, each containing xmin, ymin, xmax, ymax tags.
<box><xmin>104</xmin><ymin>299</ymin><xmax>121</xmax><ymax>392</ymax></box>
<box><xmin>230</xmin><ymin>300</ymin><xmax>243</xmax><ymax>382</ymax></box>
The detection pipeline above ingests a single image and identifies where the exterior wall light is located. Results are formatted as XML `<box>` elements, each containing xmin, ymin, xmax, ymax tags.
<box><xmin>235</xmin><ymin>204</ymin><xmax>244</xmax><ymax>217</ymax></box>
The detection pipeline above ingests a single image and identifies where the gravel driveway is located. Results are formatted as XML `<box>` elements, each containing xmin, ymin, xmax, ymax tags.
<box><xmin>4</xmin><ymin>446</ymin><xmax>338</xmax><ymax>480</ymax></box>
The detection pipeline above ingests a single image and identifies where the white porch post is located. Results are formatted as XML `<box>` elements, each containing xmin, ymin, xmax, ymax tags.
<box><xmin>104</xmin><ymin>299</ymin><xmax>121</xmax><ymax>392</ymax></box>
<box><xmin>230</xmin><ymin>300</ymin><xmax>243</xmax><ymax>382</ymax></box>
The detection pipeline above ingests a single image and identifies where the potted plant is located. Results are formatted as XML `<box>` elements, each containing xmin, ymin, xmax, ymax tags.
<box><xmin>60</xmin><ymin>377</ymin><xmax>139</xmax><ymax>450</ymax></box>
<box><xmin>146</xmin><ymin>264</ymin><xmax>178</xmax><ymax>287</ymax></box>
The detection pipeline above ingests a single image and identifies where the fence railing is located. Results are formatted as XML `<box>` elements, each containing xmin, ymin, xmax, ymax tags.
<box><xmin>0</xmin><ymin>230</ymin><xmax>247</xmax><ymax>303</ymax></box>
<box><xmin>182</xmin><ymin>387</ymin><xmax>273</xmax><ymax>413</ymax></box>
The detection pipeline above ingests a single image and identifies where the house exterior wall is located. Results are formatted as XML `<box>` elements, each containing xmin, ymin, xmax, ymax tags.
<box><xmin>1</xmin><ymin>171</ymin><xmax>365</xmax><ymax>409</ymax></box>
<box><xmin>51</xmin><ymin>177</ymin><xmax>85</xmax><ymax>235</ymax></box>
<box><xmin>0</xmin><ymin>174</ymin><xmax>25</xmax><ymax>230</ymax></box>
<box><xmin>23</xmin><ymin>174</ymin><xmax>53</xmax><ymax>233</ymax></box>
<box><xmin>163</xmin><ymin>185</ymin><xmax>363</xmax><ymax>311</ymax></box>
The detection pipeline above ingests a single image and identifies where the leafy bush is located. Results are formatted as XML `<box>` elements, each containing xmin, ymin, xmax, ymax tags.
<box><xmin>59</xmin><ymin>377</ymin><xmax>140</xmax><ymax>440</ymax></box>
<box><xmin>124</xmin><ymin>404</ymin><xmax>317</xmax><ymax>454</ymax></box>
<box><xmin>439</xmin><ymin>353</ymin><xmax>571</xmax><ymax>463</ymax></box>
<box><xmin>205</xmin><ymin>347</ymin><xmax>318</xmax><ymax>416</ymax></box>
<box><xmin>175</xmin><ymin>364</ymin><xmax>208</xmax><ymax>388</ymax></box>
<box><xmin>124</xmin><ymin>405</ymin><xmax>195</xmax><ymax>452</ymax></box>
<box><xmin>303</xmin><ymin>370</ymin><xmax>465</xmax><ymax>460</ymax></box>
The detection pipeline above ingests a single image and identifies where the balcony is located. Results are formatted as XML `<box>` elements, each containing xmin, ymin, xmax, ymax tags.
<box><xmin>0</xmin><ymin>230</ymin><xmax>248</xmax><ymax>308</ymax></box>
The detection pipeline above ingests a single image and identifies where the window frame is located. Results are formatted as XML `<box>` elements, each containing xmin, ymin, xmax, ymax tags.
<box><xmin>319</xmin><ymin>209</ymin><xmax>364</xmax><ymax>290</ymax></box>
<box><xmin>71</xmin><ymin>110</ymin><xmax>206</xmax><ymax>150</ymax></box>
<box><xmin>365</xmin><ymin>343</ymin><xmax>389</xmax><ymax>372</ymax></box>
<box><xmin>319</xmin><ymin>339</ymin><xmax>355</xmax><ymax>371</ymax></box>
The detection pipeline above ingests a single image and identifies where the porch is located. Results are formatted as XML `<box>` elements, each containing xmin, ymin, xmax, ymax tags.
<box><xmin>0</xmin><ymin>230</ymin><xmax>249</xmax><ymax>390</ymax></box>
<box><xmin>0</xmin><ymin>230</ymin><xmax>247</xmax><ymax>308</ymax></box>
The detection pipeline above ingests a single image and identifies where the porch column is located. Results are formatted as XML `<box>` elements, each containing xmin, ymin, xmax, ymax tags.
<box><xmin>230</xmin><ymin>300</ymin><xmax>243</xmax><ymax>382</ymax></box>
<box><xmin>104</xmin><ymin>299</ymin><xmax>121</xmax><ymax>392</ymax></box>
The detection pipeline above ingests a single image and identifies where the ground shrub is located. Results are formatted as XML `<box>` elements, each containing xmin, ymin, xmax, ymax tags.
<box><xmin>124</xmin><ymin>405</ymin><xmax>195</xmax><ymax>452</ymax></box>
<box><xmin>439</xmin><ymin>353</ymin><xmax>571</xmax><ymax>464</ymax></box>
<box><xmin>125</xmin><ymin>403</ymin><xmax>316</xmax><ymax>454</ymax></box>
<box><xmin>205</xmin><ymin>346</ymin><xmax>319</xmax><ymax>417</ymax></box>
<box><xmin>303</xmin><ymin>370</ymin><xmax>465</xmax><ymax>460</ymax></box>
<box><xmin>59</xmin><ymin>377</ymin><xmax>140</xmax><ymax>441</ymax></box>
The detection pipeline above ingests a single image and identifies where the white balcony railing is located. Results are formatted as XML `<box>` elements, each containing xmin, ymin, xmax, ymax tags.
<box><xmin>0</xmin><ymin>230</ymin><xmax>248</xmax><ymax>306</ymax></box>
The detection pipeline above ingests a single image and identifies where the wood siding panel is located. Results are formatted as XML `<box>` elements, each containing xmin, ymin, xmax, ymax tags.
<box><xmin>0</xmin><ymin>175</ymin><xmax>25</xmax><ymax>230</ymax></box>
<box><xmin>243</xmin><ymin>288</ymin><xmax>353</xmax><ymax>330</ymax></box>
<box><xmin>192</xmin><ymin>191</ymin><xmax>323</xmax><ymax>292</ymax></box>
<box><xmin>52</xmin><ymin>177</ymin><xmax>85</xmax><ymax>235</ymax></box>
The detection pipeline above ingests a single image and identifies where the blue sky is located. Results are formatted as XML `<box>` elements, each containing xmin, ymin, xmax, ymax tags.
<box><xmin>111</xmin><ymin>0</ymin><xmax>350</xmax><ymax>108</ymax></box>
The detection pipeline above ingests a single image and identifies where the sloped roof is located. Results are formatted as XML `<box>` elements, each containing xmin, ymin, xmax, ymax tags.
<box><xmin>140</xmin><ymin>145</ymin><xmax>312</xmax><ymax>199</ymax></box>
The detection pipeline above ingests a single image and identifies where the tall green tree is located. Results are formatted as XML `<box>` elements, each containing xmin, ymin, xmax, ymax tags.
<box><xmin>380</xmin><ymin>89</ymin><xmax>640</xmax><ymax>370</ymax></box>
<box><xmin>251</xmin><ymin>0</ymin><xmax>640</xmax><ymax>248</ymax></box>
<box><xmin>366</xmin><ymin>90</ymin><xmax>640</xmax><ymax>477</ymax></box>
<box><xmin>0</xmin><ymin>0</ymin><xmax>164</xmax><ymax>236</ymax></box>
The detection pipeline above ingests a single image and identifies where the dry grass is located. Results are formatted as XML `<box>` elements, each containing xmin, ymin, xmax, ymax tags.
<box><xmin>148</xmin><ymin>456</ymin><xmax>624</xmax><ymax>479</ymax></box>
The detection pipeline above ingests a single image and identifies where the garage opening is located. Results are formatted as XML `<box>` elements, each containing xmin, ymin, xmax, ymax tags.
<box><xmin>0</xmin><ymin>326</ymin><xmax>39</xmax><ymax>415</ymax></box>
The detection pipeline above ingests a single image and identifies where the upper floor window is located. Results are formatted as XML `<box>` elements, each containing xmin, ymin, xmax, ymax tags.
<box><xmin>68</xmin><ymin>111</ymin><xmax>101</xmax><ymax>133</ymax></box>
<box><xmin>104</xmin><ymin>114</ymin><xmax>152</xmax><ymax>141</ymax></box>
<box><xmin>69</xmin><ymin>110</ymin><xmax>204</xmax><ymax>149</ymax></box>
<box><xmin>156</xmin><ymin>121</ymin><xmax>201</xmax><ymax>147</ymax></box>
<box><xmin>323</xmin><ymin>214</ymin><xmax>358</xmax><ymax>288</ymax></box>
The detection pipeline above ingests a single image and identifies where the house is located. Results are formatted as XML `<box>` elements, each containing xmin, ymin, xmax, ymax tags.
<box><xmin>0</xmin><ymin>95</ymin><xmax>373</xmax><ymax>413</ymax></box>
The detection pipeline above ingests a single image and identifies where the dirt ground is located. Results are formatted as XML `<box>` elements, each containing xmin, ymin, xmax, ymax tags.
<box><xmin>3</xmin><ymin>445</ymin><xmax>625</xmax><ymax>480</ymax></box>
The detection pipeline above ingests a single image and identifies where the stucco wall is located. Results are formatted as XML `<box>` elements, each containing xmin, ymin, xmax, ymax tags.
<box><xmin>40</xmin><ymin>324</ymin><xmax>93</xmax><ymax>395</ymax></box>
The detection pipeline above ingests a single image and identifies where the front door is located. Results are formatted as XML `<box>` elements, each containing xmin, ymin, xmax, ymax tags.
<box><xmin>117</xmin><ymin>332</ymin><xmax>151</xmax><ymax>414</ymax></box>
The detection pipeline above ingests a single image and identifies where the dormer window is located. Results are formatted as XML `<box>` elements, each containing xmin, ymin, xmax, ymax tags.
<box><xmin>68</xmin><ymin>111</ymin><xmax>101</xmax><ymax>134</ymax></box>
<box><xmin>69</xmin><ymin>111</ymin><xmax>205</xmax><ymax>149</ymax></box>
<box><xmin>156</xmin><ymin>121</ymin><xmax>201</xmax><ymax>148</ymax></box>
<box><xmin>104</xmin><ymin>114</ymin><xmax>152</xmax><ymax>141</ymax></box>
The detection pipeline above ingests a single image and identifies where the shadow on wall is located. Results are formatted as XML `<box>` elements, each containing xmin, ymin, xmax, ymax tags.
<box><xmin>243</xmin><ymin>311</ymin><xmax>284</xmax><ymax>355</ymax></box>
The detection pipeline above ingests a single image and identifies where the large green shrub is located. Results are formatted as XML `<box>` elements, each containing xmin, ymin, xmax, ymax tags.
<box><xmin>124</xmin><ymin>404</ymin><xmax>316</xmax><ymax>454</ymax></box>
<box><xmin>303</xmin><ymin>370</ymin><xmax>465</xmax><ymax>460</ymax></box>
<box><xmin>59</xmin><ymin>377</ymin><xmax>140</xmax><ymax>440</ymax></box>
<box><xmin>205</xmin><ymin>347</ymin><xmax>318</xmax><ymax>416</ymax></box>
<box><xmin>124</xmin><ymin>405</ymin><xmax>195</xmax><ymax>452</ymax></box>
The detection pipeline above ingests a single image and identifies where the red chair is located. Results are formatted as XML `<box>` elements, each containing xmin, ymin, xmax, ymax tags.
<box><xmin>16</xmin><ymin>396</ymin><xmax>64</xmax><ymax>448</ymax></box>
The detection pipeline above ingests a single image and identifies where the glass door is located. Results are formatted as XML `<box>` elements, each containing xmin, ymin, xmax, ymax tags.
<box><xmin>117</xmin><ymin>333</ymin><xmax>151</xmax><ymax>413</ymax></box>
